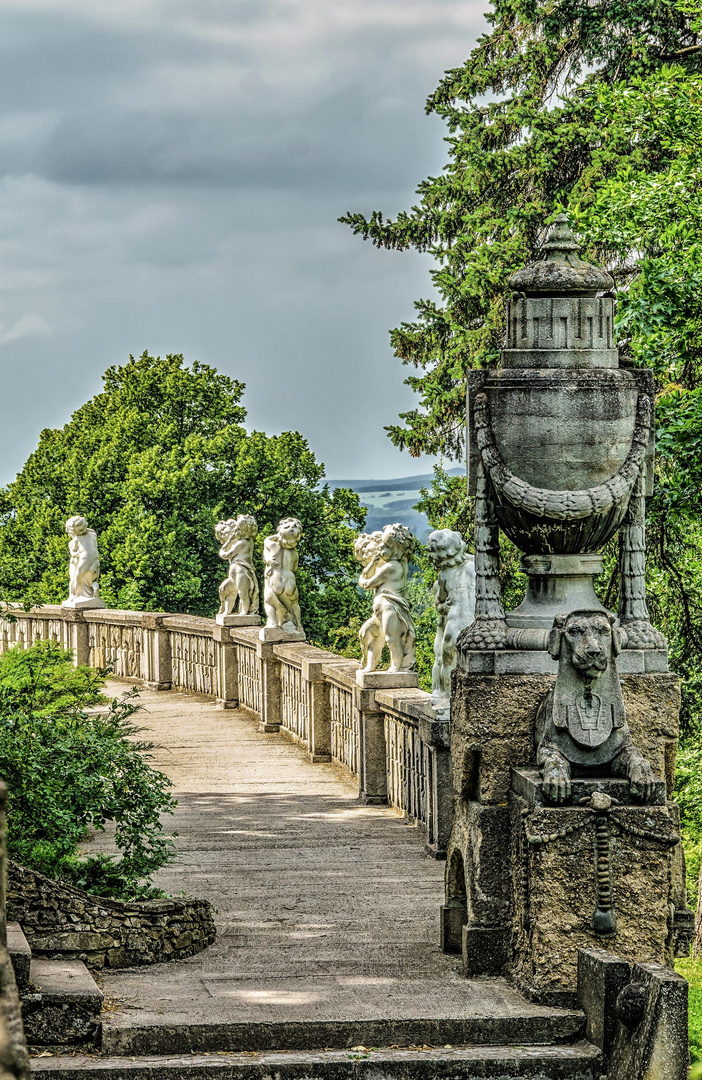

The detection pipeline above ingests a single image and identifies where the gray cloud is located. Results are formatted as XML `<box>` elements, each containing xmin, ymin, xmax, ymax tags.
<box><xmin>0</xmin><ymin>0</ymin><xmax>489</xmax><ymax>484</ymax></box>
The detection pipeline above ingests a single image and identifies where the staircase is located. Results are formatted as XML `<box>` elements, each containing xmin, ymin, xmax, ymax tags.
<box><xmin>11</xmin><ymin>915</ymin><xmax>604</xmax><ymax>1079</ymax></box>
<box><xmin>30</xmin><ymin>1042</ymin><xmax>603</xmax><ymax>1079</ymax></box>
<box><xmin>8</xmin><ymin>922</ymin><xmax>102</xmax><ymax>1051</ymax></box>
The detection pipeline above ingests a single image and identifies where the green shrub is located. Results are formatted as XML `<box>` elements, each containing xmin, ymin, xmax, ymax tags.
<box><xmin>0</xmin><ymin>642</ymin><xmax>176</xmax><ymax>899</ymax></box>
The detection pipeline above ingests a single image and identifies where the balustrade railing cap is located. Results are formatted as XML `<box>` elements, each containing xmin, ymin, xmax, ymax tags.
<box><xmin>508</xmin><ymin>214</ymin><xmax>614</xmax><ymax>298</ymax></box>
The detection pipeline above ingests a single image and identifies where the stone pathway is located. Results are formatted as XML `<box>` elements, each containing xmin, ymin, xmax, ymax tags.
<box><xmin>86</xmin><ymin>681</ymin><xmax>579</xmax><ymax>1050</ymax></box>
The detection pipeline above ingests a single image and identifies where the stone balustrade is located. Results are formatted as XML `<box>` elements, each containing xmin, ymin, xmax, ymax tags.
<box><xmin>0</xmin><ymin>605</ymin><xmax>452</xmax><ymax>858</ymax></box>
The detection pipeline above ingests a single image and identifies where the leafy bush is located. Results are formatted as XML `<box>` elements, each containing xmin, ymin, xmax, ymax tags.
<box><xmin>0</xmin><ymin>642</ymin><xmax>176</xmax><ymax>899</ymax></box>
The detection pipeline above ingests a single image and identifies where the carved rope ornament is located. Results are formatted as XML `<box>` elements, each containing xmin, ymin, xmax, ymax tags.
<box><xmin>473</xmin><ymin>391</ymin><xmax>652</xmax><ymax>522</ymax></box>
<box><xmin>523</xmin><ymin>793</ymin><xmax>680</xmax><ymax>938</ymax></box>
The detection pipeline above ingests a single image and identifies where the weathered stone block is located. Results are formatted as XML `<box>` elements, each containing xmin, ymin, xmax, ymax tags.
<box><xmin>620</xmin><ymin>673</ymin><xmax>680</xmax><ymax>795</ymax></box>
<box><xmin>439</xmin><ymin>900</ymin><xmax>466</xmax><ymax>954</ymax></box>
<box><xmin>607</xmin><ymin>959</ymin><xmax>688</xmax><ymax>1080</ymax></box>
<box><xmin>450</xmin><ymin>672</ymin><xmax>552</xmax><ymax>803</ymax></box>
<box><xmin>577</xmin><ymin>947</ymin><xmax>630</xmax><ymax>1058</ymax></box>
<box><xmin>462</xmin><ymin>925</ymin><xmax>510</xmax><ymax>977</ymax></box>
<box><xmin>509</xmin><ymin>791</ymin><xmax>683</xmax><ymax>1003</ymax></box>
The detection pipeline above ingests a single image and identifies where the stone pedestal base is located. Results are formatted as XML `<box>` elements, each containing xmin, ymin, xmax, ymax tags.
<box><xmin>442</xmin><ymin>798</ymin><xmax>511</xmax><ymax>974</ymax></box>
<box><xmin>216</xmin><ymin>613</ymin><xmax>261</xmax><ymax>627</ymax></box>
<box><xmin>507</xmin><ymin>553</ymin><xmax>605</xmax><ymax>629</ymax></box>
<box><xmin>258</xmin><ymin>626</ymin><xmax>306</xmax><ymax>643</ymax></box>
<box><xmin>355</xmin><ymin>670</ymin><xmax>418</xmax><ymax>689</ymax></box>
<box><xmin>509</xmin><ymin>777</ymin><xmax>688</xmax><ymax>1005</ymax></box>
<box><xmin>61</xmin><ymin>597</ymin><xmax>106</xmax><ymax>610</ymax></box>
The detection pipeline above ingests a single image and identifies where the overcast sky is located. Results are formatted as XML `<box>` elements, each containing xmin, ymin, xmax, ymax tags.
<box><xmin>0</xmin><ymin>0</ymin><xmax>489</xmax><ymax>485</ymax></box>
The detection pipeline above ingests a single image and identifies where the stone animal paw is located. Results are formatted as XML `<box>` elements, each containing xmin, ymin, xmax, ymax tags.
<box><xmin>628</xmin><ymin>759</ymin><xmax>656</xmax><ymax>803</ymax></box>
<box><xmin>542</xmin><ymin>767</ymin><xmax>571</xmax><ymax>804</ymax></box>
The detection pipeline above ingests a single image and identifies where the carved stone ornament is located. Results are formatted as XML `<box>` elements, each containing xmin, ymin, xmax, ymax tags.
<box><xmin>462</xmin><ymin>214</ymin><xmax>664</xmax><ymax>654</ymax></box>
<box><xmin>426</xmin><ymin>529</ymin><xmax>475</xmax><ymax>717</ymax></box>
<box><xmin>62</xmin><ymin>516</ymin><xmax>105</xmax><ymax>610</ymax></box>
<box><xmin>356</xmin><ymin>523</ymin><xmax>416</xmax><ymax>675</ymax></box>
<box><xmin>535</xmin><ymin>610</ymin><xmax>656</xmax><ymax>804</ymax></box>
<box><xmin>215</xmin><ymin>514</ymin><xmax>260</xmax><ymax>625</ymax></box>
<box><xmin>260</xmin><ymin>517</ymin><xmax>305</xmax><ymax>641</ymax></box>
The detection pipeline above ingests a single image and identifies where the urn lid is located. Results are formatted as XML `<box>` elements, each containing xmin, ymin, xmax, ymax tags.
<box><xmin>509</xmin><ymin>215</ymin><xmax>614</xmax><ymax>297</ymax></box>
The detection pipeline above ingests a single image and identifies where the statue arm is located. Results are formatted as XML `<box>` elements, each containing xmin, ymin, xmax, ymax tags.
<box><xmin>359</xmin><ymin>560</ymin><xmax>394</xmax><ymax>592</ymax></box>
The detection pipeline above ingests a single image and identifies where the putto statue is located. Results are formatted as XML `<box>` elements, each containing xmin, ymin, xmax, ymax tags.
<box><xmin>260</xmin><ymin>517</ymin><xmax>305</xmax><ymax>640</ymax></box>
<box><xmin>215</xmin><ymin>515</ymin><xmax>260</xmax><ymax>626</ymax></box>
<box><xmin>426</xmin><ymin>529</ymin><xmax>476</xmax><ymax>718</ymax></box>
<box><xmin>356</xmin><ymin>523</ymin><xmax>416</xmax><ymax>684</ymax></box>
<box><xmin>62</xmin><ymin>516</ymin><xmax>105</xmax><ymax>610</ymax></box>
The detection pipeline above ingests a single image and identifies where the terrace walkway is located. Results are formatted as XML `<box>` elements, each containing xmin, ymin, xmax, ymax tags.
<box><xmin>84</xmin><ymin>680</ymin><xmax>581</xmax><ymax>1056</ymax></box>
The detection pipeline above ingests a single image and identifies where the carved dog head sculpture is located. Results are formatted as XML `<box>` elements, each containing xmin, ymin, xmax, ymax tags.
<box><xmin>549</xmin><ymin>610</ymin><xmax>625</xmax><ymax>681</ymax></box>
<box><xmin>538</xmin><ymin>609</ymin><xmax>656</xmax><ymax>802</ymax></box>
<box><xmin>546</xmin><ymin>609</ymin><xmax>627</xmax><ymax>750</ymax></box>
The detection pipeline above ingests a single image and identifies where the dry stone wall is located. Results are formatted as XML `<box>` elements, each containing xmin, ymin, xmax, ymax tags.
<box><xmin>7</xmin><ymin>862</ymin><xmax>215</xmax><ymax>970</ymax></box>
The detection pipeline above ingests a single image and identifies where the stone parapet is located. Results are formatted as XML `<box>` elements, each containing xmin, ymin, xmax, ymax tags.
<box><xmin>0</xmin><ymin>605</ymin><xmax>446</xmax><ymax>857</ymax></box>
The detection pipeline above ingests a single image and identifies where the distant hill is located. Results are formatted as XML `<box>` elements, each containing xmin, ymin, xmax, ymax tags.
<box><xmin>328</xmin><ymin>468</ymin><xmax>464</xmax><ymax>542</ymax></box>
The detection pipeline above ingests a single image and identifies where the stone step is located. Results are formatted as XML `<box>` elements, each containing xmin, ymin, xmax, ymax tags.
<box><xmin>7</xmin><ymin>921</ymin><xmax>32</xmax><ymax>991</ymax></box>
<box><xmin>31</xmin><ymin>1041</ymin><xmax>603</xmax><ymax>1080</ymax></box>
<box><xmin>21</xmin><ymin>959</ymin><xmax>104</xmax><ymax>1048</ymax></box>
<box><xmin>99</xmin><ymin>1009</ymin><xmax>586</xmax><ymax>1057</ymax></box>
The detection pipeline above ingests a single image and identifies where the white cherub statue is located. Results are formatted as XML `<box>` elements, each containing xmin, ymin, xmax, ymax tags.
<box><xmin>357</xmin><ymin>523</ymin><xmax>416</xmax><ymax>674</ymax></box>
<box><xmin>426</xmin><ymin>528</ymin><xmax>476</xmax><ymax>718</ymax></box>
<box><xmin>215</xmin><ymin>514</ymin><xmax>260</xmax><ymax>625</ymax></box>
<box><xmin>354</xmin><ymin>531</ymin><xmax>385</xmax><ymax>672</ymax></box>
<box><xmin>62</xmin><ymin>516</ymin><xmax>105</xmax><ymax>609</ymax></box>
<box><xmin>260</xmin><ymin>517</ymin><xmax>305</xmax><ymax>639</ymax></box>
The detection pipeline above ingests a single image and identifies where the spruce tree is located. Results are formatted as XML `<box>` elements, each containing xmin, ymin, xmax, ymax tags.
<box><xmin>341</xmin><ymin>0</ymin><xmax>701</xmax><ymax>458</ymax></box>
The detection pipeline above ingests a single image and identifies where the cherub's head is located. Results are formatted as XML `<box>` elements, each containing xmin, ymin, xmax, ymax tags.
<box><xmin>66</xmin><ymin>515</ymin><xmax>88</xmax><ymax>538</ymax></box>
<box><xmin>426</xmin><ymin>529</ymin><xmax>467</xmax><ymax>569</ymax></box>
<box><xmin>215</xmin><ymin>518</ymin><xmax>236</xmax><ymax>543</ymax></box>
<box><xmin>354</xmin><ymin>531</ymin><xmax>382</xmax><ymax>566</ymax></box>
<box><xmin>276</xmin><ymin>517</ymin><xmax>302</xmax><ymax>549</ymax></box>
<box><xmin>380</xmin><ymin>522</ymin><xmax>414</xmax><ymax>562</ymax></box>
<box><xmin>235</xmin><ymin>514</ymin><xmax>258</xmax><ymax>540</ymax></box>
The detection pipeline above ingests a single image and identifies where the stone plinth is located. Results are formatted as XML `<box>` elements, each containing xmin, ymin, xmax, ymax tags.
<box><xmin>61</xmin><ymin>597</ymin><xmax>106</xmax><ymax>610</ymax></box>
<box><xmin>355</xmin><ymin>670</ymin><xmax>418</xmax><ymax>689</ymax></box>
<box><xmin>258</xmin><ymin>626</ymin><xmax>306</xmax><ymax>643</ymax></box>
<box><xmin>443</xmin><ymin>668</ymin><xmax>684</xmax><ymax>978</ymax></box>
<box><xmin>450</xmin><ymin>669</ymin><xmax>680</xmax><ymax>805</ymax></box>
<box><xmin>511</xmin><ymin>767</ymin><xmax>667</xmax><ymax>807</ymax></box>
<box><xmin>509</xmin><ymin>782</ymin><xmax>686</xmax><ymax>1005</ymax></box>
<box><xmin>216</xmin><ymin>613</ymin><xmax>261</xmax><ymax>627</ymax></box>
<box><xmin>459</xmin><ymin>647</ymin><xmax>669</xmax><ymax>677</ymax></box>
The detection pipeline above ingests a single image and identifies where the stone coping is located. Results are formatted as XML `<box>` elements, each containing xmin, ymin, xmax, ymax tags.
<box><xmin>228</xmin><ymin>627</ymin><xmax>261</xmax><ymax>646</ymax></box>
<box><xmin>320</xmin><ymin>660</ymin><xmax>359</xmax><ymax>690</ymax></box>
<box><xmin>373</xmin><ymin>687</ymin><xmax>434</xmax><ymax>722</ymax></box>
<box><xmin>273</xmin><ymin>643</ymin><xmax>342</xmax><ymax>668</ymax></box>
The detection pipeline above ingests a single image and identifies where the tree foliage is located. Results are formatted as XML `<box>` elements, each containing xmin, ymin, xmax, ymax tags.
<box><xmin>341</xmin><ymin>0</ymin><xmax>701</xmax><ymax>456</ymax></box>
<box><xmin>0</xmin><ymin>352</ymin><xmax>367</xmax><ymax>645</ymax></box>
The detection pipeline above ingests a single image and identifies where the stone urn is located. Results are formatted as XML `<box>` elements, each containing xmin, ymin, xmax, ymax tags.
<box><xmin>465</xmin><ymin>216</ymin><xmax>657</xmax><ymax>639</ymax></box>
